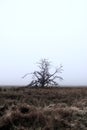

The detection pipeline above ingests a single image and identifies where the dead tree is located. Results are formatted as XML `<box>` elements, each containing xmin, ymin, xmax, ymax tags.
<box><xmin>22</xmin><ymin>59</ymin><xmax>63</xmax><ymax>87</ymax></box>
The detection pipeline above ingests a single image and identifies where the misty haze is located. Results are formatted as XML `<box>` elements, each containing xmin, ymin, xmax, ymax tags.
<box><xmin>0</xmin><ymin>0</ymin><xmax>87</xmax><ymax>86</ymax></box>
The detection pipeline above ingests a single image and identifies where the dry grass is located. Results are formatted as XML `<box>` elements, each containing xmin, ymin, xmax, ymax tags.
<box><xmin>0</xmin><ymin>87</ymin><xmax>87</xmax><ymax>129</ymax></box>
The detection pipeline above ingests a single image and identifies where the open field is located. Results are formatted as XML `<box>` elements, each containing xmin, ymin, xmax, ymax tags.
<box><xmin>0</xmin><ymin>87</ymin><xmax>87</xmax><ymax>129</ymax></box>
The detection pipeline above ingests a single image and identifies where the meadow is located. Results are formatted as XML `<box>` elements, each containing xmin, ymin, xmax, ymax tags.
<box><xmin>0</xmin><ymin>86</ymin><xmax>87</xmax><ymax>130</ymax></box>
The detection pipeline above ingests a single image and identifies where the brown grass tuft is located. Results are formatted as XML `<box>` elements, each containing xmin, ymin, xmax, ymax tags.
<box><xmin>0</xmin><ymin>87</ymin><xmax>87</xmax><ymax>129</ymax></box>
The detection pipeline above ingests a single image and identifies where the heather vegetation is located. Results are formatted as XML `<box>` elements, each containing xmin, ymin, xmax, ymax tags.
<box><xmin>0</xmin><ymin>87</ymin><xmax>87</xmax><ymax>130</ymax></box>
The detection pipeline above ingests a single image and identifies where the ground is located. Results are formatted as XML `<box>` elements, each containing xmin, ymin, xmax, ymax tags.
<box><xmin>0</xmin><ymin>86</ymin><xmax>87</xmax><ymax>130</ymax></box>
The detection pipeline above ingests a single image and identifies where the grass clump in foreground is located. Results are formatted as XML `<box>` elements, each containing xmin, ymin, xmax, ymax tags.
<box><xmin>0</xmin><ymin>87</ymin><xmax>87</xmax><ymax>129</ymax></box>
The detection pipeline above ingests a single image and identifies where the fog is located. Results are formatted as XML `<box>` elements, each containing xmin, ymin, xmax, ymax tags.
<box><xmin>0</xmin><ymin>0</ymin><xmax>87</xmax><ymax>86</ymax></box>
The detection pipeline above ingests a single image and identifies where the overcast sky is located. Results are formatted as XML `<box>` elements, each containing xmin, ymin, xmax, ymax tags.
<box><xmin>0</xmin><ymin>0</ymin><xmax>87</xmax><ymax>86</ymax></box>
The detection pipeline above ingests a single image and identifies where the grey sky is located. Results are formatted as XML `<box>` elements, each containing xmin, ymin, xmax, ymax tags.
<box><xmin>0</xmin><ymin>0</ymin><xmax>87</xmax><ymax>86</ymax></box>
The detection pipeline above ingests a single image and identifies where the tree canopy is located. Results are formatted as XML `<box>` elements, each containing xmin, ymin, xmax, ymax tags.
<box><xmin>22</xmin><ymin>59</ymin><xmax>63</xmax><ymax>87</ymax></box>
